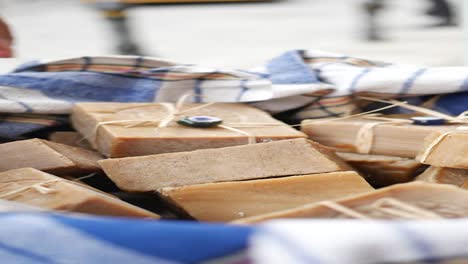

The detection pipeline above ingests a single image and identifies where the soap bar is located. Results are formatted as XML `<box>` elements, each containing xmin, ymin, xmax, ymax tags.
<box><xmin>99</xmin><ymin>138</ymin><xmax>352</xmax><ymax>191</ymax></box>
<box><xmin>417</xmin><ymin>131</ymin><xmax>468</xmax><ymax>169</ymax></box>
<box><xmin>462</xmin><ymin>181</ymin><xmax>468</xmax><ymax>189</ymax></box>
<box><xmin>337</xmin><ymin>152</ymin><xmax>426</xmax><ymax>187</ymax></box>
<box><xmin>301</xmin><ymin>117</ymin><xmax>454</xmax><ymax>158</ymax></box>
<box><xmin>0</xmin><ymin>168</ymin><xmax>159</xmax><ymax>218</ymax></box>
<box><xmin>160</xmin><ymin>171</ymin><xmax>373</xmax><ymax>222</ymax></box>
<box><xmin>415</xmin><ymin>166</ymin><xmax>468</xmax><ymax>187</ymax></box>
<box><xmin>71</xmin><ymin>102</ymin><xmax>306</xmax><ymax>157</ymax></box>
<box><xmin>235</xmin><ymin>182</ymin><xmax>468</xmax><ymax>223</ymax></box>
<box><xmin>49</xmin><ymin>131</ymin><xmax>93</xmax><ymax>150</ymax></box>
<box><xmin>0</xmin><ymin>139</ymin><xmax>102</xmax><ymax>175</ymax></box>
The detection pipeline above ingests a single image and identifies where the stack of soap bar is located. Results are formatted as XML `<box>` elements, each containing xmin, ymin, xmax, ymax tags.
<box><xmin>417</xmin><ymin>131</ymin><xmax>468</xmax><ymax>169</ymax></box>
<box><xmin>160</xmin><ymin>171</ymin><xmax>373</xmax><ymax>222</ymax></box>
<box><xmin>0</xmin><ymin>168</ymin><xmax>159</xmax><ymax>218</ymax></box>
<box><xmin>235</xmin><ymin>182</ymin><xmax>468</xmax><ymax>224</ymax></box>
<box><xmin>415</xmin><ymin>166</ymin><xmax>468</xmax><ymax>187</ymax></box>
<box><xmin>72</xmin><ymin>102</ymin><xmax>306</xmax><ymax>157</ymax></box>
<box><xmin>99</xmin><ymin>138</ymin><xmax>352</xmax><ymax>191</ymax></box>
<box><xmin>49</xmin><ymin>131</ymin><xmax>92</xmax><ymax>150</ymax></box>
<box><xmin>301</xmin><ymin>117</ymin><xmax>453</xmax><ymax>158</ymax></box>
<box><xmin>0</xmin><ymin>139</ymin><xmax>102</xmax><ymax>175</ymax></box>
<box><xmin>337</xmin><ymin>152</ymin><xmax>426</xmax><ymax>187</ymax></box>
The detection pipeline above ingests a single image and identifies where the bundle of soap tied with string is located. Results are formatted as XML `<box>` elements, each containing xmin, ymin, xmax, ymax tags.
<box><xmin>2</xmin><ymin>49</ymin><xmax>468</xmax><ymax>262</ymax></box>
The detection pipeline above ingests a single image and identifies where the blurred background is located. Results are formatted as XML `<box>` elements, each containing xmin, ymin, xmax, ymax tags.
<box><xmin>0</xmin><ymin>0</ymin><xmax>463</xmax><ymax>69</ymax></box>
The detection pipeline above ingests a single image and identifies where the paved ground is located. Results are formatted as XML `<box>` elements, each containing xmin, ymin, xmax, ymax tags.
<box><xmin>0</xmin><ymin>0</ymin><xmax>464</xmax><ymax>70</ymax></box>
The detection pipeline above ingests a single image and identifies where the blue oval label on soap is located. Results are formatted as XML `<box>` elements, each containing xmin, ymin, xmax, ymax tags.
<box><xmin>411</xmin><ymin>116</ymin><xmax>447</xmax><ymax>126</ymax></box>
<box><xmin>177</xmin><ymin>116</ymin><xmax>223</xmax><ymax>128</ymax></box>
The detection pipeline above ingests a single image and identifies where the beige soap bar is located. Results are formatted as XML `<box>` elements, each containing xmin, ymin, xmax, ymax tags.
<box><xmin>415</xmin><ymin>166</ymin><xmax>468</xmax><ymax>187</ymax></box>
<box><xmin>49</xmin><ymin>131</ymin><xmax>93</xmax><ymax>150</ymax></box>
<box><xmin>301</xmin><ymin>118</ymin><xmax>453</xmax><ymax>158</ymax></box>
<box><xmin>417</xmin><ymin>131</ymin><xmax>468</xmax><ymax>169</ymax></box>
<box><xmin>0</xmin><ymin>168</ymin><xmax>159</xmax><ymax>218</ymax></box>
<box><xmin>72</xmin><ymin>102</ymin><xmax>306</xmax><ymax>157</ymax></box>
<box><xmin>235</xmin><ymin>182</ymin><xmax>468</xmax><ymax>223</ymax></box>
<box><xmin>0</xmin><ymin>139</ymin><xmax>103</xmax><ymax>175</ymax></box>
<box><xmin>160</xmin><ymin>171</ymin><xmax>373</xmax><ymax>222</ymax></box>
<box><xmin>462</xmin><ymin>181</ymin><xmax>468</xmax><ymax>189</ymax></box>
<box><xmin>337</xmin><ymin>152</ymin><xmax>426</xmax><ymax>187</ymax></box>
<box><xmin>99</xmin><ymin>138</ymin><xmax>352</xmax><ymax>191</ymax></box>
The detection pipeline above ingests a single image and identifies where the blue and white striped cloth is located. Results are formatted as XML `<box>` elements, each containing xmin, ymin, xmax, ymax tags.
<box><xmin>3</xmin><ymin>212</ymin><xmax>468</xmax><ymax>264</ymax></box>
<box><xmin>250</xmin><ymin>220</ymin><xmax>468</xmax><ymax>264</ymax></box>
<box><xmin>1</xmin><ymin>49</ymin><xmax>468</xmax><ymax>138</ymax></box>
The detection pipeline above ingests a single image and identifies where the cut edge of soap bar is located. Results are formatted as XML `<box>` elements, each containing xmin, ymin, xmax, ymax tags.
<box><xmin>159</xmin><ymin>171</ymin><xmax>373</xmax><ymax>222</ymax></box>
<box><xmin>99</xmin><ymin>138</ymin><xmax>353</xmax><ymax>192</ymax></box>
<box><xmin>232</xmin><ymin>182</ymin><xmax>463</xmax><ymax>224</ymax></box>
<box><xmin>415</xmin><ymin>166</ymin><xmax>468</xmax><ymax>187</ymax></box>
<box><xmin>0</xmin><ymin>168</ymin><xmax>160</xmax><ymax>219</ymax></box>
<box><xmin>416</xmin><ymin>131</ymin><xmax>468</xmax><ymax>169</ymax></box>
<box><xmin>0</xmin><ymin>138</ymin><xmax>103</xmax><ymax>176</ymax></box>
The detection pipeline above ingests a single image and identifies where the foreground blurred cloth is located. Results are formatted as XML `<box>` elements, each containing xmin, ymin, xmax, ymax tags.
<box><xmin>3</xmin><ymin>212</ymin><xmax>468</xmax><ymax>264</ymax></box>
<box><xmin>250</xmin><ymin>220</ymin><xmax>468</xmax><ymax>264</ymax></box>
<box><xmin>1</xmin><ymin>49</ymin><xmax>468</xmax><ymax>138</ymax></box>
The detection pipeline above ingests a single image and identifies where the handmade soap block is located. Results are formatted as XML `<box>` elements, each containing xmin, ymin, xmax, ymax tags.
<box><xmin>462</xmin><ymin>181</ymin><xmax>468</xmax><ymax>189</ymax></box>
<box><xmin>235</xmin><ymin>182</ymin><xmax>468</xmax><ymax>223</ymax></box>
<box><xmin>159</xmin><ymin>171</ymin><xmax>373</xmax><ymax>222</ymax></box>
<box><xmin>415</xmin><ymin>166</ymin><xmax>468</xmax><ymax>187</ymax></box>
<box><xmin>99</xmin><ymin>138</ymin><xmax>352</xmax><ymax>191</ymax></box>
<box><xmin>417</xmin><ymin>131</ymin><xmax>468</xmax><ymax>169</ymax></box>
<box><xmin>0</xmin><ymin>168</ymin><xmax>159</xmax><ymax>218</ymax></box>
<box><xmin>71</xmin><ymin>102</ymin><xmax>306</xmax><ymax>157</ymax></box>
<box><xmin>49</xmin><ymin>131</ymin><xmax>93</xmax><ymax>150</ymax></box>
<box><xmin>337</xmin><ymin>152</ymin><xmax>426</xmax><ymax>187</ymax></box>
<box><xmin>0</xmin><ymin>139</ymin><xmax>102</xmax><ymax>175</ymax></box>
<box><xmin>301</xmin><ymin>117</ymin><xmax>454</xmax><ymax>158</ymax></box>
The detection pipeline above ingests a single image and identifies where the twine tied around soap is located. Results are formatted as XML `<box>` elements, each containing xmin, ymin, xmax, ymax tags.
<box><xmin>319</xmin><ymin>198</ymin><xmax>442</xmax><ymax>220</ymax></box>
<box><xmin>0</xmin><ymin>179</ymin><xmax>62</xmax><ymax>199</ymax></box>
<box><xmin>418</xmin><ymin>126</ymin><xmax>468</xmax><ymax>163</ymax></box>
<box><xmin>85</xmin><ymin>94</ymin><xmax>265</xmax><ymax>146</ymax></box>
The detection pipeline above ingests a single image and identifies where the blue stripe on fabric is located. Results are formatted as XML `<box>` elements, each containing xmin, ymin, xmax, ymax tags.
<box><xmin>0</xmin><ymin>72</ymin><xmax>161</xmax><ymax>103</ymax></box>
<box><xmin>348</xmin><ymin>68</ymin><xmax>372</xmax><ymax>93</ymax></box>
<box><xmin>53</xmin><ymin>215</ymin><xmax>252</xmax><ymax>263</ymax></box>
<box><xmin>457</xmin><ymin>74</ymin><xmax>468</xmax><ymax>91</ymax></box>
<box><xmin>399</xmin><ymin>68</ymin><xmax>427</xmax><ymax>94</ymax></box>
<box><xmin>236</xmin><ymin>80</ymin><xmax>249</xmax><ymax>102</ymax></box>
<box><xmin>0</xmin><ymin>121</ymin><xmax>48</xmax><ymax>139</ymax></box>
<box><xmin>266</xmin><ymin>50</ymin><xmax>319</xmax><ymax>84</ymax></box>
<box><xmin>392</xmin><ymin>223</ymin><xmax>436</xmax><ymax>263</ymax></box>
<box><xmin>258</xmin><ymin>228</ymin><xmax>322</xmax><ymax>264</ymax></box>
<box><xmin>0</xmin><ymin>93</ymin><xmax>33</xmax><ymax>112</ymax></box>
<box><xmin>193</xmin><ymin>79</ymin><xmax>203</xmax><ymax>103</ymax></box>
<box><xmin>134</xmin><ymin>56</ymin><xmax>144</xmax><ymax>69</ymax></box>
<box><xmin>81</xmin><ymin>57</ymin><xmax>91</xmax><ymax>71</ymax></box>
<box><xmin>0</xmin><ymin>240</ymin><xmax>56</xmax><ymax>263</ymax></box>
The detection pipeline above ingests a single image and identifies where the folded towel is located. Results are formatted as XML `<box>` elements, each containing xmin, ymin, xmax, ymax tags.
<box><xmin>0</xmin><ymin>49</ymin><xmax>467</xmax><ymax>138</ymax></box>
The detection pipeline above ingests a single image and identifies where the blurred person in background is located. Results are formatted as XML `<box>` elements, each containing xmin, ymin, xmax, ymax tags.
<box><xmin>427</xmin><ymin>0</ymin><xmax>455</xmax><ymax>26</ymax></box>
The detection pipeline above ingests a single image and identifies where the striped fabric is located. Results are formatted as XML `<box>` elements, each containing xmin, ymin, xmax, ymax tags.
<box><xmin>250</xmin><ymin>220</ymin><xmax>468</xmax><ymax>264</ymax></box>
<box><xmin>4</xmin><ymin>212</ymin><xmax>468</xmax><ymax>264</ymax></box>
<box><xmin>1</xmin><ymin>49</ymin><xmax>468</xmax><ymax>138</ymax></box>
